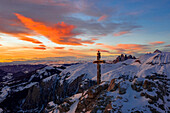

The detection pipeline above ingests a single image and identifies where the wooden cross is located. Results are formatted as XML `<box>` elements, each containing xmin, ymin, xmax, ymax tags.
<box><xmin>93</xmin><ymin>51</ymin><xmax>105</xmax><ymax>84</ymax></box>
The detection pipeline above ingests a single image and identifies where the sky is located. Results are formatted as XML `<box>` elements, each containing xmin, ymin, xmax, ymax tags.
<box><xmin>0</xmin><ymin>0</ymin><xmax>170</xmax><ymax>62</ymax></box>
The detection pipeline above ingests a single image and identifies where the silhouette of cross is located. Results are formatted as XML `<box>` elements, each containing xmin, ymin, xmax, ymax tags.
<box><xmin>93</xmin><ymin>51</ymin><xmax>105</xmax><ymax>84</ymax></box>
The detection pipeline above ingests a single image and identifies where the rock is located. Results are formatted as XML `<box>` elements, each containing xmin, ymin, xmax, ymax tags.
<box><xmin>135</xmin><ymin>59</ymin><xmax>141</xmax><ymax>64</ymax></box>
<box><xmin>88</xmin><ymin>82</ymin><xmax>109</xmax><ymax>99</ymax></box>
<box><xmin>116</xmin><ymin>96</ymin><xmax>123</xmax><ymax>99</ymax></box>
<box><xmin>118</xmin><ymin>81</ymin><xmax>129</xmax><ymax>94</ymax></box>
<box><xmin>45</xmin><ymin>101</ymin><xmax>57</xmax><ymax>112</ymax></box>
<box><xmin>142</xmin><ymin>80</ymin><xmax>156</xmax><ymax>90</ymax></box>
<box><xmin>131</xmin><ymin>78</ymin><xmax>143</xmax><ymax>92</ymax></box>
<box><xmin>145</xmin><ymin>93</ymin><xmax>157</xmax><ymax>101</ymax></box>
<box><xmin>104</xmin><ymin>103</ymin><xmax>112</xmax><ymax>113</ymax></box>
<box><xmin>119</xmin><ymin>87</ymin><xmax>126</xmax><ymax>94</ymax></box>
<box><xmin>140</xmin><ymin>92</ymin><xmax>145</xmax><ymax>96</ymax></box>
<box><xmin>142</xmin><ymin>80</ymin><xmax>148</xmax><ymax>89</ymax></box>
<box><xmin>113</xmin><ymin>54</ymin><xmax>136</xmax><ymax>63</ymax></box>
<box><xmin>134</xmin><ymin>78</ymin><xmax>144</xmax><ymax>85</ymax></box>
<box><xmin>158</xmin><ymin>104</ymin><xmax>165</xmax><ymax>110</ymax></box>
<box><xmin>148</xmin><ymin>99</ymin><xmax>154</xmax><ymax>104</ymax></box>
<box><xmin>58</xmin><ymin>102</ymin><xmax>70</xmax><ymax>112</ymax></box>
<box><xmin>154</xmin><ymin>49</ymin><xmax>162</xmax><ymax>53</ymax></box>
<box><xmin>107</xmin><ymin>79</ymin><xmax>118</xmax><ymax>91</ymax></box>
<box><xmin>76</xmin><ymin>82</ymin><xmax>109</xmax><ymax>113</ymax></box>
<box><xmin>128</xmin><ymin>55</ymin><xmax>133</xmax><ymax>59</ymax></box>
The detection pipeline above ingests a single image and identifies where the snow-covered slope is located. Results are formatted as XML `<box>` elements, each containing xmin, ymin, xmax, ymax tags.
<box><xmin>60</xmin><ymin>52</ymin><xmax>170</xmax><ymax>83</ymax></box>
<box><xmin>48</xmin><ymin>52</ymin><xmax>170</xmax><ymax>113</ymax></box>
<box><xmin>0</xmin><ymin>52</ymin><xmax>169</xmax><ymax>113</ymax></box>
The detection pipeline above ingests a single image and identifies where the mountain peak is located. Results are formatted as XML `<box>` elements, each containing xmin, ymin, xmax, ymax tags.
<box><xmin>113</xmin><ymin>54</ymin><xmax>136</xmax><ymax>64</ymax></box>
<box><xmin>154</xmin><ymin>49</ymin><xmax>162</xmax><ymax>53</ymax></box>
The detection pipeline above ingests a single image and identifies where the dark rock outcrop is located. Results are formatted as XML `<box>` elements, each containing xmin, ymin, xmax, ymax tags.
<box><xmin>113</xmin><ymin>54</ymin><xmax>136</xmax><ymax>64</ymax></box>
<box><xmin>0</xmin><ymin>65</ymin><xmax>96</xmax><ymax>113</ymax></box>
<box><xmin>154</xmin><ymin>49</ymin><xmax>162</xmax><ymax>53</ymax></box>
<box><xmin>65</xmin><ymin>73</ymin><xmax>170</xmax><ymax>113</ymax></box>
<box><xmin>20</xmin><ymin>73</ymin><xmax>96</xmax><ymax>112</ymax></box>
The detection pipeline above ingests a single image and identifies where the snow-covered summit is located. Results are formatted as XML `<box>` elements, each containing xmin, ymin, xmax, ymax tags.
<box><xmin>47</xmin><ymin>51</ymin><xmax>170</xmax><ymax>113</ymax></box>
<box><xmin>60</xmin><ymin>52</ymin><xmax>170</xmax><ymax>83</ymax></box>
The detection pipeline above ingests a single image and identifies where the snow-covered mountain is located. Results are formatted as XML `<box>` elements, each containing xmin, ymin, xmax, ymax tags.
<box><xmin>60</xmin><ymin>52</ymin><xmax>170</xmax><ymax>83</ymax></box>
<box><xmin>0</xmin><ymin>51</ymin><xmax>169</xmax><ymax>113</ymax></box>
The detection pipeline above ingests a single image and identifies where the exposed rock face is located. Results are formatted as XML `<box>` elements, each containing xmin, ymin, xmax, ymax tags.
<box><xmin>52</xmin><ymin>73</ymin><xmax>169</xmax><ymax>113</ymax></box>
<box><xmin>21</xmin><ymin>74</ymin><xmax>96</xmax><ymax>112</ymax></box>
<box><xmin>0</xmin><ymin>65</ymin><xmax>96</xmax><ymax>112</ymax></box>
<box><xmin>107</xmin><ymin>79</ymin><xmax>117</xmax><ymax>91</ymax></box>
<box><xmin>154</xmin><ymin>49</ymin><xmax>162</xmax><ymax>53</ymax></box>
<box><xmin>75</xmin><ymin>82</ymin><xmax>109</xmax><ymax>113</ymax></box>
<box><xmin>113</xmin><ymin>54</ymin><xmax>136</xmax><ymax>64</ymax></box>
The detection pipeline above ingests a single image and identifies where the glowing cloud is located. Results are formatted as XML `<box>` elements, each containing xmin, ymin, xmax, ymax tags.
<box><xmin>96</xmin><ymin>43</ymin><xmax>148</xmax><ymax>53</ymax></box>
<box><xmin>33</xmin><ymin>47</ymin><xmax>46</xmax><ymax>50</ymax></box>
<box><xmin>54</xmin><ymin>47</ymin><xmax>65</xmax><ymax>49</ymax></box>
<box><xmin>149</xmin><ymin>41</ymin><xmax>165</xmax><ymax>46</ymax></box>
<box><xmin>19</xmin><ymin>37</ymin><xmax>42</xmax><ymax>44</ymax></box>
<box><xmin>98</xmin><ymin>15</ymin><xmax>108</xmax><ymax>21</ymax></box>
<box><xmin>164</xmin><ymin>44</ymin><xmax>170</xmax><ymax>47</ymax></box>
<box><xmin>91</xmin><ymin>38</ymin><xmax>99</xmax><ymax>41</ymax></box>
<box><xmin>113</xmin><ymin>31</ymin><xmax>130</xmax><ymax>37</ymax></box>
<box><xmin>90</xmin><ymin>49</ymin><xmax>110</xmax><ymax>53</ymax></box>
<box><xmin>39</xmin><ymin>44</ymin><xmax>46</xmax><ymax>47</ymax></box>
<box><xmin>15</xmin><ymin>13</ymin><xmax>94</xmax><ymax>45</ymax></box>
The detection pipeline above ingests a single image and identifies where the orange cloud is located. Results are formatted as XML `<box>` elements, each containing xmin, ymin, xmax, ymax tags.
<box><xmin>98</xmin><ymin>15</ymin><xmax>108</xmax><ymax>21</ymax></box>
<box><xmin>68</xmin><ymin>49</ymin><xmax>74</xmax><ymax>51</ymax></box>
<box><xmin>81</xmin><ymin>40</ymin><xmax>94</xmax><ymax>44</ymax></box>
<box><xmin>39</xmin><ymin>44</ymin><xmax>46</xmax><ymax>47</ymax></box>
<box><xmin>15</xmin><ymin>13</ymin><xmax>94</xmax><ymax>45</ymax></box>
<box><xmin>96</xmin><ymin>43</ymin><xmax>116</xmax><ymax>50</ymax></box>
<box><xmin>19</xmin><ymin>36</ymin><xmax>42</xmax><ymax>44</ymax></box>
<box><xmin>0</xmin><ymin>44</ymin><xmax>2</xmax><ymax>46</ymax></box>
<box><xmin>164</xmin><ymin>44</ymin><xmax>170</xmax><ymax>47</ymax></box>
<box><xmin>149</xmin><ymin>41</ymin><xmax>165</xmax><ymax>46</ymax></box>
<box><xmin>90</xmin><ymin>49</ymin><xmax>110</xmax><ymax>53</ymax></box>
<box><xmin>96</xmin><ymin>43</ymin><xmax>148</xmax><ymax>53</ymax></box>
<box><xmin>113</xmin><ymin>31</ymin><xmax>130</xmax><ymax>36</ymax></box>
<box><xmin>54</xmin><ymin>47</ymin><xmax>65</xmax><ymax>49</ymax></box>
<box><xmin>33</xmin><ymin>47</ymin><xmax>46</xmax><ymax>50</ymax></box>
<box><xmin>117</xmin><ymin>44</ymin><xmax>145</xmax><ymax>50</ymax></box>
<box><xmin>91</xmin><ymin>38</ymin><xmax>99</xmax><ymax>41</ymax></box>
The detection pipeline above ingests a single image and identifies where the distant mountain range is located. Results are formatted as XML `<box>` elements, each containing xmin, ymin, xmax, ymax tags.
<box><xmin>0</xmin><ymin>50</ymin><xmax>169</xmax><ymax>113</ymax></box>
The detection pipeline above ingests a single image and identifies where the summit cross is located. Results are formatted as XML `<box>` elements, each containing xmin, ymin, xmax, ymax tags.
<box><xmin>93</xmin><ymin>51</ymin><xmax>106</xmax><ymax>84</ymax></box>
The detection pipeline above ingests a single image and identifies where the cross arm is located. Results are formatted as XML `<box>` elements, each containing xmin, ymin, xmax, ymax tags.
<box><xmin>93</xmin><ymin>60</ymin><xmax>106</xmax><ymax>64</ymax></box>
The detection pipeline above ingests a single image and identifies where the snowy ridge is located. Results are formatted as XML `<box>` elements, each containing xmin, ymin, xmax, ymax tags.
<box><xmin>43</xmin><ymin>52</ymin><xmax>170</xmax><ymax>113</ymax></box>
<box><xmin>60</xmin><ymin>52</ymin><xmax>170</xmax><ymax>83</ymax></box>
<box><xmin>0</xmin><ymin>52</ymin><xmax>169</xmax><ymax>112</ymax></box>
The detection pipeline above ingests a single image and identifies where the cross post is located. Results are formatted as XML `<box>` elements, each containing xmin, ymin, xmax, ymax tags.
<box><xmin>93</xmin><ymin>51</ymin><xmax>105</xmax><ymax>84</ymax></box>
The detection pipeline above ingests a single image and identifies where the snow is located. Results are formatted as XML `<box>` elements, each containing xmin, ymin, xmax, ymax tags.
<box><xmin>0</xmin><ymin>108</ymin><xmax>3</xmax><ymax>113</ymax></box>
<box><xmin>42</xmin><ymin>74</ymin><xmax>57</xmax><ymax>82</ymax></box>
<box><xmin>50</xmin><ymin>52</ymin><xmax>169</xmax><ymax>113</ymax></box>
<box><xmin>48</xmin><ymin>101</ymin><xmax>56</xmax><ymax>107</ymax></box>
<box><xmin>1</xmin><ymin>52</ymin><xmax>169</xmax><ymax>112</ymax></box>
<box><xmin>106</xmin><ymin>80</ymin><xmax>151</xmax><ymax>112</ymax></box>
<box><xmin>0</xmin><ymin>86</ymin><xmax>10</xmax><ymax>103</ymax></box>
<box><xmin>59</xmin><ymin>52</ymin><xmax>170</xmax><ymax>84</ymax></box>
<box><xmin>13</xmin><ymin>82</ymin><xmax>38</xmax><ymax>92</ymax></box>
<box><xmin>2</xmin><ymin>73</ymin><xmax>13</xmax><ymax>80</ymax></box>
<box><xmin>67</xmin><ymin>93</ymin><xmax>82</xmax><ymax>113</ymax></box>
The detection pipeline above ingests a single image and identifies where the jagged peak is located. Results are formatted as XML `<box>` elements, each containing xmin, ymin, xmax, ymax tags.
<box><xmin>153</xmin><ymin>49</ymin><xmax>162</xmax><ymax>53</ymax></box>
<box><xmin>113</xmin><ymin>54</ymin><xmax>136</xmax><ymax>64</ymax></box>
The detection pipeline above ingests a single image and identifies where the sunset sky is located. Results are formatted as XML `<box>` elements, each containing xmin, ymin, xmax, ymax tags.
<box><xmin>0</xmin><ymin>0</ymin><xmax>170</xmax><ymax>62</ymax></box>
